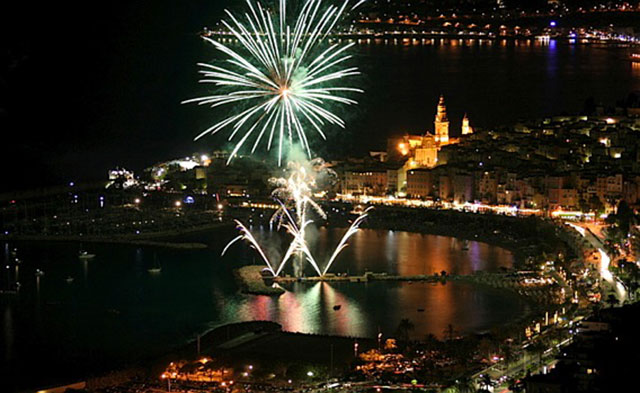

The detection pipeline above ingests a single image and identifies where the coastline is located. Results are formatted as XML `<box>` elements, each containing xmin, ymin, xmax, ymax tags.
<box><xmin>0</xmin><ymin>234</ymin><xmax>209</xmax><ymax>250</ymax></box>
<box><xmin>0</xmin><ymin>221</ymin><xmax>234</xmax><ymax>249</ymax></box>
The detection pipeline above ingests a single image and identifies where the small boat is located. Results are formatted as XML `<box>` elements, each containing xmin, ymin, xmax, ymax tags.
<box><xmin>35</xmin><ymin>269</ymin><xmax>45</xmax><ymax>277</ymax></box>
<box><xmin>1</xmin><ymin>282</ymin><xmax>20</xmax><ymax>295</ymax></box>
<box><xmin>631</xmin><ymin>53</ymin><xmax>640</xmax><ymax>62</ymax></box>
<box><xmin>148</xmin><ymin>254</ymin><xmax>162</xmax><ymax>274</ymax></box>
<box><xmin>333</xmin><ymin>305</ymin><xmax>341</xmax><ymax>311</ymax></box>
<box><xmin>65</xmin><ymin>276</ymin><xmax>74</xmax><ymax>284</ymax></box>
<box><xmin>78</xmin><ymin>250</ymin><xmax>96</xmax><ymax>260</ymax></box>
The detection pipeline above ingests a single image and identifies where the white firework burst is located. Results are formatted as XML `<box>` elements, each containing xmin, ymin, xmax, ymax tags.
<box><xmin>183</xmin><ymin>0</ymin><xmax>366</xmax><ymax>164</ymax></box>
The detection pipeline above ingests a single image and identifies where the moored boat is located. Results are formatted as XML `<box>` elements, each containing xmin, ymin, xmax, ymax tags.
<box><xmin>78</xmin><ymin>250</ymin><xmax>96</xmax><ymax>260</ymax></box>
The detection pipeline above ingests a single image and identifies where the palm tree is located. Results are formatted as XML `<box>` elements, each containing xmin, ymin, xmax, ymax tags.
<box><xmin>396</xmin><ymin>318</ymin><xmax>414</xmax><ymax>343</ymax></box>
<box><xmin>424</xmin><ymin>333</ymin><xmax>441</xmax><ymax>350</ymax></box>
<box><xmin>444</xmin><ymin>324</ymin><xmax>457</xmax><ymax>341</ymax></box>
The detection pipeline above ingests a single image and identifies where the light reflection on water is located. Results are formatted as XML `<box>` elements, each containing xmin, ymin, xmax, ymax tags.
<box><xmin>0</xmin><ymin>229</ymin><xmax>526</xmax><ymax>388</ymax></box>
<box><xmin>217</xmin><ymin>278</ymin><xmax>526</xmax><ymax>340</ymax></box>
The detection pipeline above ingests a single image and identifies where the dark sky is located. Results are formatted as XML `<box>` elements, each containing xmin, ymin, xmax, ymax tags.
<box><xmin>1</xmin><ymin>1</ymin><xmax>228</xmax><ymax>192</ymax></box>
<box><xmin>2</xmin><ymin>2</ymin><xmax>638</xmax><ymax>193</ymax></box>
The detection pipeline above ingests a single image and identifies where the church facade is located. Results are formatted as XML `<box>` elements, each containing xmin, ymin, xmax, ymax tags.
<box><xmin>388</xmin><ymin>95</ymin><xmax>473</xmax><ymax>169</ymax></box>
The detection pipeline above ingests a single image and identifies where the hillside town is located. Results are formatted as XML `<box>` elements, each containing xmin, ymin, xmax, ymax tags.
<box><xmin>107</xmin><ymin>96</ymin><xmax>640</xmax><ymax>221</ymax></box>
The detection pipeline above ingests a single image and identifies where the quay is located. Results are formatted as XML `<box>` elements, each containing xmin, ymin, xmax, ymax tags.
<box><xmin>274</xmin><ymin>271</ymin><xmax>447</xmax><ymax>284</ymax></box>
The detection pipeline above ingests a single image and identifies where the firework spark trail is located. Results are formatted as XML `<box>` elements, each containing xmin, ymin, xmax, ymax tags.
<box><xmin>222</xmin><ymin>201</ymin><xmax>372</xmax><ymax>277</ymax></box>
<box><xmin>270</xmin><ymin>166</ymin><xmax>325</xmax><ymax>276</ymax></box>
<box><xmin>221</xmin><ymin>160</ymin><xmax>370</xmax><ymax>277</ymax></box>
<box><xmin>222</xmin><ymin>203</ymin><xmax>324</xmax><ymax>277</ymax></box>
<box><xmin>222</xmin><ymin>220</ymin><xmax>277</xmax><ymax>276</ymax></box>
<box><xmin>183</xmin><ymin>0</ymin><xmax>365</xmax><ymax>165</ymax></box>
<box><xmin>273</xmin><ymin>200</ymin><xmax>323</xmax><ymax>276</ymax></box>
<box><xmin>322</xmin><ymin>207</ymin><xmax>373</xmax><ymax>275</ymax></box>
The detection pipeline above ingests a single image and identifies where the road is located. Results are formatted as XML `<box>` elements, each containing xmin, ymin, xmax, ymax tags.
<box><xmin>566</xmin><ymin>222</ymin><xmax>627</xmax><ymax>302</ymax></box>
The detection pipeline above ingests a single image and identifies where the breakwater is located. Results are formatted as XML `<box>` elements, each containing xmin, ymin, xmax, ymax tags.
<box><xmin>246</xmin><ymin>268</ymin><xmax>563</xmax><ymax>305</ymax></box>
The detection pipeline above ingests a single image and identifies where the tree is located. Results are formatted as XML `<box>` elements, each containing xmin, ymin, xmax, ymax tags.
<box><xmin>396</xmin><ymin>318</ymin><xmax>415</xmax><ymax>343</ymax></box>
<box><xmin>588</xmin><ymin>195</ymin><xmax>604</xmax><ymax>215</ymax></box>
<box><xmin>478</xmin><ymin>373</ymin><xmax>494</xmax><ymax>392</ymax></box>
<box><xmin>606</xmin><ymin>293</ymin><xmax>618</xmax><ymax>308</ymax></box>
<box><xmin>443</xmin><ymin>324</ymin><xmax>456</xmax><ymax>341</ymax></box>
<box><xmin>452</xmin><ymin>376</ymin><xmax>475</xmax><ymax>393</ymax></box>
<box><xmin>478</xmin><ymin>338</ymin><xmax>494</xmax><ymax>362</ymax></box>
<box><xmin>424</xmin><ymin>333</ymin><xmax>441</xmax><ymax>350</ymax></box>
<box><xmin>502</xmin><ymin>343</ymin><xmax>516</xmax><ymax>369</ymax></box>
<box><xmin>615</xmin><ymin>200</ymin><xmax>634</xmax><ymax>235</ymax></box>
<box><xmin>527</xmin><ymin>340</ymin><xmax>547</xmax><ymax>367</ymax></box>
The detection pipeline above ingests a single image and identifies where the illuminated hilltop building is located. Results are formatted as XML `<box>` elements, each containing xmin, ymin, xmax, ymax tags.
<box><xmin>392</xmin><ymin>95</ymin><xmax>473</xmax><ymax>169</ymax></box>
<box><xmin>434</xmin><ymin>95</ymin><xmax>450</xmax><ymax>144</ymax></box>
<box><xmin>462</xmin><ymin>113</ymin><xmax>474</xmax><ymax>135</ymax></box>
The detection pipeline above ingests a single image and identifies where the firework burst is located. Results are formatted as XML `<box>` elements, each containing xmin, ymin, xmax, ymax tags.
<box><xmin>222</xmin><ymin>160</ymin><xmax>372</xmax><ymax>277</ymax></box>
<box><xmin>183</xmin><ymin>0</ymin><xmax>365</xmax><ymax>164</ymax></box>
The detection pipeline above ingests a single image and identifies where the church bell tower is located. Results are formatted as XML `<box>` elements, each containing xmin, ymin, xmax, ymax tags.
<box><xmin>434</xmin><ymin>95</ymin><xmax>449</xmax><ymax>144</ymax></box>
<box><xmin>462</xmin><ymin>113</ymin><xmax>473</xmax><ymax>135</ymax></box>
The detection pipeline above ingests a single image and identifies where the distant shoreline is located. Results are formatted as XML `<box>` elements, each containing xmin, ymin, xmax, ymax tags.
<box><xmin>0</xmin><ymin>235</ymin><xmax>208</xmax><ymax>250</ymax></box>
<box><xmin>0</xmin><ymin>221</ymin><xmax>234</xmax><ymax>249</ymax></box>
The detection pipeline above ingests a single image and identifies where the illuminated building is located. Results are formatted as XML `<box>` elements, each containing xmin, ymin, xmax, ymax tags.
<box><xmin>462</xmin><ymin>113</ymin><xmax>474</xmax><ymax>135</ymax></box>
<box><xmin>388</xmin><ymin>95</ymin><xmax>473</xmax><ymax>169</ymax></box>
<box><xmin>434</xmin><ymin>95</ymin><xmax>450</xmax><ymax>145</ymax></box>
<box><xmin>106</xmin><ymin>167</ymin><xmax>137</xmax><ymax>189</ymax></box>
<box><xmin>342</xmin><ymin>169</ymin><xmax>389</xmax><ymax>196</ymax></box>
<box><xmin>406</xmin><ymin>169</ymin><xmax>433</xmax><ymax>199</ymax></box>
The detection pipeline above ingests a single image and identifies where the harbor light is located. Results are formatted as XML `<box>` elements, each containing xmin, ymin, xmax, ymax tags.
<box><xmin>175</xmin><ymin>201</ymin><xmax>182</xmax><ymax>207</ymax></box>
<box><xmin>307</xmin><ymin>371</ymin><xmax>314</xmax><ymax>377</ymax></box>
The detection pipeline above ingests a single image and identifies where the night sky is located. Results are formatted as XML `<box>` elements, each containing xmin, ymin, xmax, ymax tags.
<box><xmin>1</xmin><ymin>1</ymin><xmax>228</xmax><ymax>192</ymax></box>
<box><xmin>3</xmin><ymin>1</ymin><xmax>638</xmax><ymax>193</ymax></box>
